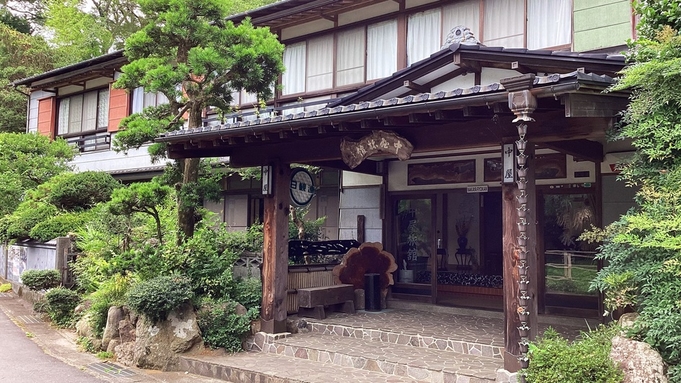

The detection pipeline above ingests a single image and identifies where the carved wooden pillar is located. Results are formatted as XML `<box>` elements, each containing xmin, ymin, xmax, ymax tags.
<box><xmin>260</xmin><ymin>159</ymin><xmax>290</xmax><ymax>334</ymax></box>
<box><xmin>500</xmin><ymin>74</ymin><xmax>539</xmax><ymax>373</ymax></box>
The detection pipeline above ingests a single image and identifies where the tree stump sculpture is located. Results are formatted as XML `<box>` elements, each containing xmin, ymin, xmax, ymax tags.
<box><xmin>332</xmin><ymin>242</ymin><xmax>398</xmax><ymax>300</ymax></box>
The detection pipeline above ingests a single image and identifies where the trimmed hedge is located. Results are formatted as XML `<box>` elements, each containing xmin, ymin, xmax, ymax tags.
<box><xmin>21</xmin><ymin>269</ymin><xmax>61</xmax><ymax>291</ymax></box>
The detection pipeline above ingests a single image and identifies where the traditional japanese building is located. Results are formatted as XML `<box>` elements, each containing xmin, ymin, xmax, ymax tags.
<box><xmin>15</xmin><ymin>0</ymin><xmax>637</xmax><ymax>371</ymax></box>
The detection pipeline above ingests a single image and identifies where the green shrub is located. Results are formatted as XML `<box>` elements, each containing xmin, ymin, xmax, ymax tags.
<box><xmin>524</xmin><ymin>325</ymin><xmax>623</xmax><ymax>383</ymax></box>
<box><xmin>44</xmin><ymin>287</ymin><xmax>80</xmax><ymax>327</ymax></box>
<box><xmin>29</xmin><ymin>211</ymin><xmax>92</xmax><ymax>242</ymax></box>
<box><xmin>197</xmin><ymin>298</ymin><xmax>257</xmax><ymax>352</ymax></box>
<box><xmin>21</xmin><ymin>269</ymin><xmax>61</xmax><ymax>290</ymax></box>
<box><xmin>87</xmin><ymin>275</ymin><xmax>131</xmax><ymax>337</ymax></box>
<box><xmin>47</xmin><ymin>171</ymin><xmax>121</xmax><ymax>211</ymax></box>
<box><xmin>232</xmin><ymin>278</ymin><xmax>262</xmax><ymax>310</ymax></box>
<box><xmin>3</xmin><ymin>201</ymin><xmax>58</xmax><ymax>240</ymax></box>
<box><xmin>0</xmin><ymin>283</ymin><xmax>11</xmax><ymax>292</ymax></box>
<box><xmin>126</xmin><ymin>275</ymin><xmax>193</xmax><ymax>323</ymax></box>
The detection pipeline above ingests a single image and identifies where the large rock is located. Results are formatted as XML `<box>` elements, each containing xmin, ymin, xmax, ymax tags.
<box><xmin>610</xmin><ymin>335</ymin><xmax>668</xmax><ymax>383</ymax></box>
<box><xmin>101</xmin><ymin>306</ymin><xmax>127</xmax><ymax>350</ymax></box>
<box><xmin>133</xmin><ymin>303</ymin><xmax>203</xmax><ymax>370</ymax></box>
<box><xmin>75</xmin><ymin>313</ymin><xmax>95</xmax><ymax>339</ymax></box>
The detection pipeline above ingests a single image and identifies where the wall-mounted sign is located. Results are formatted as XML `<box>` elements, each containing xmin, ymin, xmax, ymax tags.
<box><xmin>467</xmin><ymin>185</ymin><xmax>489</xmax><ymax>193</ymax></box>
<box><xmin>502</xmin><ymin>143</ymin><xmax>515</xmax><ymax>184</ymax></box>
<box><xmin>261</xmin><ymin>165</ymin><xmax>272</xmax><ymax>195</ymax></box>
<box><xmin>290</xmin><ymin>168</ymin><xmax>316</xmax><ymax>207</ymax></box>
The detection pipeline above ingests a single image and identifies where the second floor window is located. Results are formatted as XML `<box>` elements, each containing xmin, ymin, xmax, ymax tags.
<box><xmin>57</xmin><ymin>89</ymin><xmax>109</xmax><ymax>135</ymax></box>
<box><xmin>132</xmin><ymin>87</ymin><xmax>169</xmax><ymax>113</ymax></box>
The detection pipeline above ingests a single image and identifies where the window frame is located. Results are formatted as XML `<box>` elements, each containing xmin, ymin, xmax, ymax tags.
<box><xmin>55</xmin><ymin>87</ymin><xmax>110</xmax><ymax>138</ymax></box>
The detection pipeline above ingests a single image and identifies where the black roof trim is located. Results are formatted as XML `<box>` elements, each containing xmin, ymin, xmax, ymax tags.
<box><xmin>12</xmin><ymin>50</ymin><xmax>125</xmax><ymax>87</ymax></box>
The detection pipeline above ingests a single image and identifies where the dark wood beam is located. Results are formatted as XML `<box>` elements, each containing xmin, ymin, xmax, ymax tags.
<box><xmin>260</xmin><ymin>159</ymin><xmax>289</xmax><ymax>334</ymax></box>
<box><xmin>361</xmin><ymin>119</ymin><xmax>384</xmax><ymax>129</ymax></box>
<box><xmin>408</xmin><ymin>113</ymin><xmax>440</xmax><ymax>125</ymax></box>
<box><xmin>403</xmin><ymin>80</ymin><xmax>428</xmax><ymax>93</ymax></box>
<box><xmin>542</xmin><ymin>139</ymin><xmax>603</xmax><ymax>163</ymax></box>
<box><xmin>565</xmin><ymin>93</ymin><xmax>628</xmax><ymax>118</ymax></box>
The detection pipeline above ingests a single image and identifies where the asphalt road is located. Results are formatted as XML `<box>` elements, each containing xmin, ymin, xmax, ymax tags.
<box><xmin>0</xmin><ymin>308</ymin><xmax>105</xmax><ymax>383</ymax></box>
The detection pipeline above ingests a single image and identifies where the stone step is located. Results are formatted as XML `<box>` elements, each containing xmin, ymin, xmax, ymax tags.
<box><xmin>179</xmin><ymin>351</ymin><xmax>420</xmax><ymax>383</ymax></box>
<box><xmin>302</xmin><ymin>310</ymin><xmax>504</xmax><ymax>360</ymax></box>
<box><xmin>265</xmin><ymin>332</ymin><xmax>501</xmax><ymax>383</ymax></box>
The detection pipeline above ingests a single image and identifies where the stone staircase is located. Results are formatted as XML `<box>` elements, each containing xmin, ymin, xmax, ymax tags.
<box><xmin>179</xmin><ymin>309</ymin><xmax>509</xmax><ymax>383</ymax></box>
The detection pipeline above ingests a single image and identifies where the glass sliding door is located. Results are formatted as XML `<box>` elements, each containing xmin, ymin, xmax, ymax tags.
<box><xmin>541</xmin><ymin>192</ymin><xmax>600</xmax><ymax>315</ymax></box>
<box><xmin>393</xmin><ymin>197</ymin><xmax>434</xmax><ymax>295</ymax></box>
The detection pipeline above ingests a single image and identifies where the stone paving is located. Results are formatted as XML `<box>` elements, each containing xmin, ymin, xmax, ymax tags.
<box><xmin>261</xmin><ymin>332</ymin><xmax>502</xmax><ymax>382</ymax></box>
<box><xmin>296</xmin><ymin>308</ymin><xmax>590</xmax><ymax>359</ymax></box>
<box><xmin>180</xmin><ymin>351</ymin><xmax>421</xmax><ymax>383</ymax></box>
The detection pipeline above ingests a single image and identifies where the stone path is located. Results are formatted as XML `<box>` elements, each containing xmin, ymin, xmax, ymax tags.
<box><xmin>184</xmin><ymin>302</ymin><xmax>595</xmax><ymax>383</ymax></box>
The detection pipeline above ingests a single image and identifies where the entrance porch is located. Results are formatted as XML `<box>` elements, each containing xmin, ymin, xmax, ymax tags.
<box><xmin>180</xmin><ymin>301</ymin><xmax>595</xmax><ymax>383</ymax></box>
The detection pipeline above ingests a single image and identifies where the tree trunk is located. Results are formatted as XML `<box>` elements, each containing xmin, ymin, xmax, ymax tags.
<box><xmin>177</xmin><ymin>103</ymin><xmax>202</xmax><ymax>242</ymax></box>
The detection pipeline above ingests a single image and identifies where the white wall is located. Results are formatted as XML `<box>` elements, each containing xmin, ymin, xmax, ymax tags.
<box><xmin>69</xmin><ymin>143</ymin><xmax>165</xmax><ymax>174</ymax></box>
<box><xmin>339</xmin><ymin>186</ymin><xmax>382</xmax><ymax>243</ymax></box>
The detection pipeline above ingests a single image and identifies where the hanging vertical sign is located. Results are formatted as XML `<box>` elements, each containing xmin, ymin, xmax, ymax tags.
<box><xmin>502</xmin><ymin>143</ymin><xmax>515</xmax><ymax>184</ymax></box>
<box><xmin>290</xmin><ymin>168</ymin><xmax>316</xmax><ymax>207</ymax></box>
<box><xmin>261</xmin><ymin>165</ymin><xmax>272</xmax><ymax>195</ymax></box>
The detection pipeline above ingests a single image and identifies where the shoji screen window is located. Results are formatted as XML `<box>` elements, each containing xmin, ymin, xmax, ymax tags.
<box><xmin>367</xmin><ymin>19</ymin><xmax>398</xmax><ymax>81</ymax></box>
<box><xmin>441</xmin><ymin>0</ymin><xmax>481</xmax><ymax>44</ymax></box>
<box><xmin>407</xmin><ymin>8</ymin><xmax>442</xmax><ymax>65</ymax></box>
<box><xmin>527</xmin><ymin>0</ymin><xmax>572</xmax><ymax>49</ymax></box>
<box><xmin>306</xmin><ymin>35</ymin><xmax>333</xmax><ymax>92</ymax></box>
<box><xmin>336</xmin><ymin>27</ymin><xmax>366</xmax><ymax>87</ymax></box>
<box><xmin>482</xmin><ymin>0</ymin><xmax>525</xmax><ymax>48</ymax></box>
<box><xmin>57</xmin><ymin>89</ymin><xmax>109</xmax><ymax>135</ymax></box>
<box><xmin>282</xmin><ymin>42</ymin><xmax>306</xmax><ymax>95</ymax></box>
<box><xmin>131</xmin><ymin>88</ymin><xmax>169</xmax><ymax>114</ymax></box>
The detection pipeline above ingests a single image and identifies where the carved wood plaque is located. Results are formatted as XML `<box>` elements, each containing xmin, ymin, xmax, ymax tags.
<box><xmin>340</xmin><ymin>130</ymin><xmax>413</xmax><ymax>169</ymax></box>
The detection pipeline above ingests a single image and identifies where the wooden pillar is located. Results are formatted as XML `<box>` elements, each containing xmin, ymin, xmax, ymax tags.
<box><xmin>260</xmin><ymin>160</ymin><xmax>290</xmax><ymax>334</ymax></box>
<box><xmin>500</xmin><ymin>74</ymin><xmax>539</xmax><ymax>373</ymax></box>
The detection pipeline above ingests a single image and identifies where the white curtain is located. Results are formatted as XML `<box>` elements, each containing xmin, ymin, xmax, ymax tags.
<box><xmin>527</xmin><ymin>0</ymin><xmax>572</xmax><ymax>49</ymax></box>
<box><xmin>282</xmin><ymin>42</ymin><xmax>306</xmax><ymax>95</ymax></box>
<box><xmin>57</xmin><ymin>98</ymin><xmax>69</xmax><ymax>135</ymax></box>
<box><xmin>367</xmin><ymin>19</ymin><xmax>398</xmax><ymax>81</ymax></box>
<box><xmin>81</xmin><ymin>91</ymin><xmax>97</xmax><ymax>131</ymax></box>
<box><xmin>132</xmin><ymin>87</ymin><xmax>145</xmax><ymax>113</ymax></box>
<box><xmin>336</xmin><ymin>27</ymin><xmax>366</xmax><ymax>87</ymax></box>
<box><xmin>68</xmin><ymin>94</ymin><xmax>83</xmax><ymax>134</ymax></box>
<box><xmin>97</xmin><ymin>89</ymin><xmax>109</xmax><ymax>129</ymax></box>
<box><xmin>306</xmin><ymin>34</ymin><xmax>333</xmax><ymax>92</ymax></box>
<box><xmin>442</xmin><ymin>0</ymin><xmax>481</xmax><ymax>44</ymax></box>
<box><xmin>483</xmin><ymin>0</ymin><xmax>525</xmax><ymax>48</ymax></box>
<box><xmin>408</xmin><ymin>8</ymin><xmax>442</xmax><ymax>65</ymax></box>
<box><xmin>241</xmin><ymin>90</ymin><xmax>258</xmax><ymax>106</ymax></box>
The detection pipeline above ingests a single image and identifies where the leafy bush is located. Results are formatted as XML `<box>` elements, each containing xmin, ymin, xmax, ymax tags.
<box><xmin>524</xmin><ymin>325</ymin><xmax>623</xmax><ymax>383</ymax></box>
<box><xmin>197</xmin><ymin>298</ymin><xmax>258</xmax><ymax>352</ymax></box>
<box><xmin>179</xmin><ymin>225</ymin><xmax>246</xmax><ymax>299</ymax></box>
<box><xmin>2</xmin><ymin>201</ymin><xmax>58</xmax><ymax>241</ymax></box>
<box><xmin>0</xmin><ymin>283</ymin><xmax>11</xmax><ymax>292</ymax></box>
<box><xmin>20</xmin><ymin>269</ymin><xmax>61</xmax><ymax>290</ymax></box>
<box><xmin>87</xmin><ymin>275</ymin><xmax>131</xmax><ymax>337</ymax></box>
<box><xmin>232</xmin><ymin>277</ymin><xmax>262</xmax><ymax>310</ymax></box>
<box><xmin>47</xmin><ymin>171</ymin><xmax>121</xmax><ymax>211</ymax></box>
<box><xmin>29</xmin><ymin>211</ymin><xmax>92</xmax><ymax>242</ymax></box>
<box><xmin>126</xmin><ymin>275</ymin><xmax>193</xmax><ymax>323</ymax></box>
<box><xmin>44</xmin><ymin>287</ymin><xmax>80</xmax><ymax>327</ymax></box>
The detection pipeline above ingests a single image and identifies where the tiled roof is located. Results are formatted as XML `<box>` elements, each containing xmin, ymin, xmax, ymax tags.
<box><xmin>158</xmin><ymin>70</ymin><xmax>612</xmax><ymax>141</ymax></box>
<box><xmin>332</xmin><ymin>43</ymin><xmax>625</xmax><ymax>107</ymax></box>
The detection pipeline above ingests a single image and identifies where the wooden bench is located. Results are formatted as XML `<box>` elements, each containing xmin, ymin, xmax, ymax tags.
<box><xmin>297</xmin><ymin>284</ymin><xmax>355</xmax><ymax>319</ymax></box>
